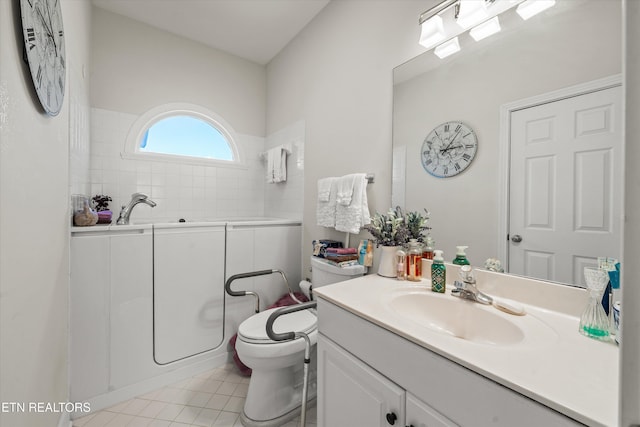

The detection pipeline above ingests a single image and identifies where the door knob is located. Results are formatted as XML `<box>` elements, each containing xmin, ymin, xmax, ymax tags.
<box><xmin>511</xmin><ymin>234</ymin><xmax>523</xmax><ymax>243</ymax></box>
<box><xmin>386</xmin><ymin>412</ymin><xmax>397</xmax><ymax>425</ymax></box>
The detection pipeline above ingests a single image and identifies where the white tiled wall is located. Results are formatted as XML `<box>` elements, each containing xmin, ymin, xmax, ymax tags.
<box><xmin>87</xmin><ymin>108</ymin><xmax>304</xmax><ymax>223</ymax></box>
<box><xmin>69</xmin><ymin>68</ymin><xmax>92</xmax><ymax>197</ymax></box>
<box><xmin>263</xmin><ymin>120</ymin><xmax>304</xmax><ymax>220</ymax></box>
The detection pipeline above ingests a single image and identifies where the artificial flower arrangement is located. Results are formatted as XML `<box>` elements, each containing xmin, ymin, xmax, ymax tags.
<box><xmin>364</xmin><ymin>206</ymin><xmax>431</xmax><ymax>247</ymax></box>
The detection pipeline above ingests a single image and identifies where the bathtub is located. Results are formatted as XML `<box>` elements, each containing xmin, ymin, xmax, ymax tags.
<box><xmin>70</xmin><ymin>217</ymin><xmax>302</xmax><ymax>413</ymax></box>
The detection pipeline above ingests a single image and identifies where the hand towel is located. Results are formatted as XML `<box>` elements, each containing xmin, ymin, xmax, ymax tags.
<box><xmin>336</xmin><ymin>174</ymin><xmax>357</xmax><ymax>206</ymax></box>
<box><xmin>317</xmin><ymin>177</ymin><xmax>337</xmax><ymax>228</ymax></box>
<box><xmin>335</xmin><ymin>173</ymin><xmax>371</xmax><ymax>234</ymax></box>
<box><xmin>317</xmin><ymin>177</ymin><xmax>333</xmax><ymax>202</ymax></box>
<box><xmin>266</xmin><ymin>145</ymin><xmax>287</xmax><ymax>183</ymax></box>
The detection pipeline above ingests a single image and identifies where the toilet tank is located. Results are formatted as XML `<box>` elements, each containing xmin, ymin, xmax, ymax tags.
<box><xmin>310</xmin><ymin>256</ymin><xmax>365</xmax><ymax>288</ymax></box>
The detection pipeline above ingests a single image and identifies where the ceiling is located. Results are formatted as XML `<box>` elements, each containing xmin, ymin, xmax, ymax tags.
<box><xmin>91</xmin><ymin>0</ymin><xmax>331</xmax><ymax>65</ymax></box>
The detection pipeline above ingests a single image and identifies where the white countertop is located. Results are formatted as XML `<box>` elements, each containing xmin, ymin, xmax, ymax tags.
<box><xmin>314</xmin><ymin>273</ymin><xmax>619</xmax><ymax>427</ymax></box>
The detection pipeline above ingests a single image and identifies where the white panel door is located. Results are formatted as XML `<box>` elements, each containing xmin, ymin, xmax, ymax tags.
<box><xmin>509</xmin><ymin>86</ymin><xmax>622</xmax><ymax>285</ymax></box>
<box><xmin>153</xmin><ymin>225</ymin><xmax>226</xmax><ymax>364</ymax></box>
<box><xmin>317</xmin><ymin>335</ymin><xmax>405</xmax><ymax>427</ymax></box>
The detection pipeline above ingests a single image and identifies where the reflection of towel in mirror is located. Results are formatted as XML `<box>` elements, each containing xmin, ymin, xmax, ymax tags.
<box><xmin>317</xmin><ymin>177</ymin><xmax>337</xmax><ymax>227</ymax></box>
<box><xmin>266</xmin><ymin>146</ymin><xmax>287</xmax><ymax>183</ymax></box>
<box><xmin>336</xmin><ymin>174</ymin><xmax>357</xmax><ymax>206</ymax></box>
<box><xmin>335</xmin><ymin>173</ymin><xmax>370</xmax><ymax>234</ymax></box>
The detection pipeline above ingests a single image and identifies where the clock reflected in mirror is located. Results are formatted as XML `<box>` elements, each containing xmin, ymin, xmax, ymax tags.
<box><xmin>19</xmin><ymin>0</ymin><xmax>66</xmax><ymax>116</ymax></box>
<box><xmin>421</xmin><ymin>121</ymin><xmax>477</xmax><ymax>178</ymax></box>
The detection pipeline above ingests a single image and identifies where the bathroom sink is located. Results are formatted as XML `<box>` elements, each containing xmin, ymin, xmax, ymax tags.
<box><xmin>385</xmin><ymin>289</ymin><xmax>553</xmax><ymax>346</ymax></box>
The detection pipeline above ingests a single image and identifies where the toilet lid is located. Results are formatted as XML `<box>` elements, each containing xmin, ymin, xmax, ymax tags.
<box><xmin>238</xmin><ymin>306</ymin><xmax>317</xmax><ymax>343</ymax></box>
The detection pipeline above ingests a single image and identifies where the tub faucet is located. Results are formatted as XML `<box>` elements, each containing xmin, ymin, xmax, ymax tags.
<box><xmin>116</xmin><ymin>193</ymin><xmax>157</xmax><ymax>225</ymax></box>
<box><xmin>451</xmin><ymin>266</ymin><xmax>493</xmax><ymax>305</ymax></box>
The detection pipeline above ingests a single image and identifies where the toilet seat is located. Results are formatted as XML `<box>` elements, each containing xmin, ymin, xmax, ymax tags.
<box><xmin>237</xmin><ymin>306</ymin><xmax>317</xmax><ymax>345</ymax></box>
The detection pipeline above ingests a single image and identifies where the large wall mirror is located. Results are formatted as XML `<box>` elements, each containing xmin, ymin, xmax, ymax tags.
<box><xmin>392</xmin><ymin>0</ymin><xmax>623</xmax><ymax>286</ymax></box>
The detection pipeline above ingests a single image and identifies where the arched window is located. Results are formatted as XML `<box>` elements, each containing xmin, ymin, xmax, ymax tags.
<box><xmin>124</xmin><ymin>103</ymin><xmax>241</xmax><ymax>167</ymax></box>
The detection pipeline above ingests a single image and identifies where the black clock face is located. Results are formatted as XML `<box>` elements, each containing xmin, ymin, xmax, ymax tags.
<box><xmin>421</xmin><ymin>121</ymin><xmax>477</xmax><ymax>178</ymax></box>
<box><xmin>20</xmin><ymin>0</ymin><xmax>66</xmax><ymax>116</ymax></box>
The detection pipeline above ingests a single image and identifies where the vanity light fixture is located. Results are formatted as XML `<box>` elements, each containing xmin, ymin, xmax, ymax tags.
<box><xmin>456</xmin><ymin>0</ymin><xmax>490</xmax><ymax>30</ymax></box>
<box><xmin>418</xmin><ymin>0</ymin><xmax>556</xmax><ymax>59</ymax></box>
<box><xmin>516</xmin><ymin>0</ymin><xmax>556</xmax><ymax>20</ymax></box>
<box><xmin>419</xmin><ymin>14</ymin><xmax>446</xmax><ymax>49</ymax></box>
<box><xmin>469</xmin><ymin>16</ymin><xmax>502</xmax><ymax>41</ymax></box>
<box><xmin>434</xmin><ymin>37</ymin><xmax>461</xmax><ymax>59</ymax></box>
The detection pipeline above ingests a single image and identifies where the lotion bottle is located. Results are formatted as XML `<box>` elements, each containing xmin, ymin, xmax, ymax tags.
<box><xmin>431</xmin><ymin>250</ymin><xmax>446</xmax><ymax>293</ymax></box>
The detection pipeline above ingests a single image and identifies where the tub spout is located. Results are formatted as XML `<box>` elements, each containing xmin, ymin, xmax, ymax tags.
<box><xmin>116</xmin><ymin>193</ymin><xmax>156</xmax><ymax>225</ymax></box>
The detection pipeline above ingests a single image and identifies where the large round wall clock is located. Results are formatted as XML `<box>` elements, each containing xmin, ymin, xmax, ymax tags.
<box><xmin>421</xmin><ymin>121</ymin><xmax>477</xmax><ymax>178</ymax></box>
<box><xmin>20</xmin><ymin>0</ymin><xmax>66</xmax><ymax>116</ymax></box>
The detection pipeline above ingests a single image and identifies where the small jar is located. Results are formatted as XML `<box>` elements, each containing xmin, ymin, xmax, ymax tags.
<box><xmin>406</xmin><ymin>239</ymin><xmax>422</xmax><ymax>282</ymax></box>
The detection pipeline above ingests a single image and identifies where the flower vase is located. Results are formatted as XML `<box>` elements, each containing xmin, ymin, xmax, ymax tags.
<box><xmin>377</xmin><ymin>245</ymin><xmax>399</xmax><ymax>278</ymax></box>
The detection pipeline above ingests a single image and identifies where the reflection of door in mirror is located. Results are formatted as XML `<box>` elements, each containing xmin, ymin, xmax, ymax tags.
<box><xmin>508</xmin><ymin>83</ymin><xmax>622</xmax><ymax>286</ymax></box>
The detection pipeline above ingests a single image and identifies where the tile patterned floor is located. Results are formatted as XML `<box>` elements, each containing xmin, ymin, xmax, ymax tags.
<box><xmin>72</xmin><ymin>364</ymin><xmax>316</xmax><ymax>427</ymax></box>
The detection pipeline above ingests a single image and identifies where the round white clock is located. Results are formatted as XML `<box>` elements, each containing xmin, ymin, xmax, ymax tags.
<box><xmin>20</xmin><ymin>0</ymin><xmax>66</xmax><ymax>116</ymax></box>
<box><xmin>421</xmin><ymin>121</ymin><xmax>477</xmax><ymax>178</ymax></box>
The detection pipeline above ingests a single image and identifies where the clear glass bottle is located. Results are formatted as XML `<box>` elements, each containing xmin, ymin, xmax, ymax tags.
<box><xmin>396</xmin><ymin>249</ymin><xmax>406</xmax><ymax>281</ymax></box>
<box><xmin>422</xmin><ymin>236</ymin><xmax>434</xmax><ymax>260</ymax></box>
<box><xmin>406</xmin><ymin>239</ymin><xmax>422</xmax><ymax>282</ymax></box>
<box><xmin>579</xmin><ymin>267</ymin><xmax>611</xmax><ymax>340</ymax></box>
<box><xmin>431</xmin><ymin>250</ymin><xmax>446</xmax><ymax>293</ymax></box>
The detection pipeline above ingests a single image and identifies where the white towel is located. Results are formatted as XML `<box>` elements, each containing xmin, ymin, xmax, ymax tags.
<box><xmin>317</xmin><ymin>177</ymin><xmax>334</xmax><ymax>202</ymax></box>
<box><xmin>336</xmin><ymin>174</ymin><xmax>357</xmax><ymax>206</ymax></box>
<box><xmin>266</xmin><ymin>146</ymin><xmax>287</xmax><ymax>183</ymax></box>
<box><xmin>317</xmin><ymin>177</ymin><xmax>337</xmax><ymax>227</ymax></box>
<box><xmin>335</xmin><ymin>173</ymin><xmax>371</xmax><ymax>234</ymax></box>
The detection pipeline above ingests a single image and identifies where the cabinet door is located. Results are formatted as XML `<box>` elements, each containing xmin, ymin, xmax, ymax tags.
<box><xmin>318</xmin><ymin>335</ymin><xmax>405</xmax><ymax>427</ymax></box>
<box><xmin>406</xmin><ymin>393</ymin><xmax>458</xmax><ymax>427</ymax></box>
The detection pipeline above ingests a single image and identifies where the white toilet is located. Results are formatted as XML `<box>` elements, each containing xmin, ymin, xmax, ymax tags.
<box><xmin>235</xmin><ymin>257</ymin><xmax>365</xmax><ymax>427</ymax></box>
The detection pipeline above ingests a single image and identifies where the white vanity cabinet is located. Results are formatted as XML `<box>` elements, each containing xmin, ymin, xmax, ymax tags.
<box><xmin>318</xmin><ymin>334</ymin><xmax>457</xmax><ymax>427</ymax></box>
<box><xmin>316</xmin><ymin>298</ymin><xmax>582</xmax><ymax>427</ymax></box>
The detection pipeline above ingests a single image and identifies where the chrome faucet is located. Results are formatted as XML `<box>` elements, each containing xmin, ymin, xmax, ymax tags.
<box><xmin>116</xmin><ymin>193</ymin><xmax>156</xmax><ymax>225</ymax></box>
<box><xmin>451</xmin><ymin>265</ymin><xmax>493</xmax><ymax>305</ymax></box>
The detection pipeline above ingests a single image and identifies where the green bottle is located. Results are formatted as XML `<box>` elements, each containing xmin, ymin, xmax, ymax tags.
<box><xmin>452</xmin><ymin>245</ymin><xmax>470</xmax><ymax>265</ymax></box>
<box><xmin>431</xmin><ymin>250</ymin><xmax>446</xmax><ymax>293</ymax></box>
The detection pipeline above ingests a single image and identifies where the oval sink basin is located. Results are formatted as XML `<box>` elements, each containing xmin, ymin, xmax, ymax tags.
<box><xmin>386</xmin><ymin>289</ymin><xmax>555</xmax><ymax>347</ymax></box>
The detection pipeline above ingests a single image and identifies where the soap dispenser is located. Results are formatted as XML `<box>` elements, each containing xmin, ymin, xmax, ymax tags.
<box><xmin>431</xmin><ymin>250</ymin><xmax>446</xmax><ymax>293</ymax></box>
<box><xmin>452</xmin><ymin>246</ymin><xmax>470</xmax><ymax>265</ymax></box>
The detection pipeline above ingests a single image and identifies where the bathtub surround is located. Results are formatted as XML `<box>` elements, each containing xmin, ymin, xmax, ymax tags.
<box><xmin>89</xmin><ymin>108</ymin><xmax>304</xmax><ymax>223</ymax></box>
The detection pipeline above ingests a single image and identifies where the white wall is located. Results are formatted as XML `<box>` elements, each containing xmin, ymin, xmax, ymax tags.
<box><xmin>394</xmin><ymin>0</ymin><xmax>621</xmax><ymax>265</ymax></box>
<box><xmin>267</xmin><ymin>0</ymin><xmax>429</xmax><ymax>275</ymax></box>
<box><xmin>91</xmin><ymin>8</ymin><xmax>266</xmax><ymax>137</ymax></box>
<box><xmin>622</xmin><ymin>1</ymin><xmax>640</xmax><ymax>425</ymax></box>
<box><xmin>0</xmin><ymin>1</ymin><xmax>92</xmax><ymax>426</ymax></box>
<box><xmin>88</xmin><ymin>8</ymin><xmax>305</xmax><ymax>222</ymax></box>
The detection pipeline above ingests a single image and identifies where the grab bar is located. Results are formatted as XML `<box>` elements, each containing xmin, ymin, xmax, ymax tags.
<box><xmin>265</xmin><ymin>301</ymin><xmax>317</xmax><ymax>427</ymax></box>
<box><xmin>225</xmin><ymin>269</ymin><xmax>304</xmax><ymax>313</ymax></box>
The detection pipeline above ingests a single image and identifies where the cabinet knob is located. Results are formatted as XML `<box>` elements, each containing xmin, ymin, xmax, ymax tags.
<box><xmin>386</xmin><ymin>412</ymin><xmax>397</xmax><ymax>425</ymax></box>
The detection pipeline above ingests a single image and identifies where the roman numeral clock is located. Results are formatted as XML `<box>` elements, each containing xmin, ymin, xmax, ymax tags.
<box><xmin>421</xmin><ymin>121</ymin><xmax>478</xmax><ymax>178</ymax></box>
<box><xmin>20</xmin><ymin>0</ymin><xmax>66</xmax><ymax>116</ymax></box>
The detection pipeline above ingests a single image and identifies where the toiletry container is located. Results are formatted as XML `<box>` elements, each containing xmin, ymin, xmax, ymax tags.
<box><xmin>396</xmin><ymin>249</ymin><xmax>406</xmax><ymax>281</ymax></box>
<box><xmin>452</xmin><ymin>246</ymin><xmax>470</xmax><ymax>265</ymax></box>
<box><xmin>407</xmin><ymin>239</ymin><xmax>422</xmax><ymax>282</ymax></box>
<box><xmin>431</xmin><ymin>250</ymin><xmax>446</xmax><ymax>293</ymax></box>
<box><xmin>422</xmin><ymin>238</ymin><xmax>434</xmax><ymax>260</ymax></box>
